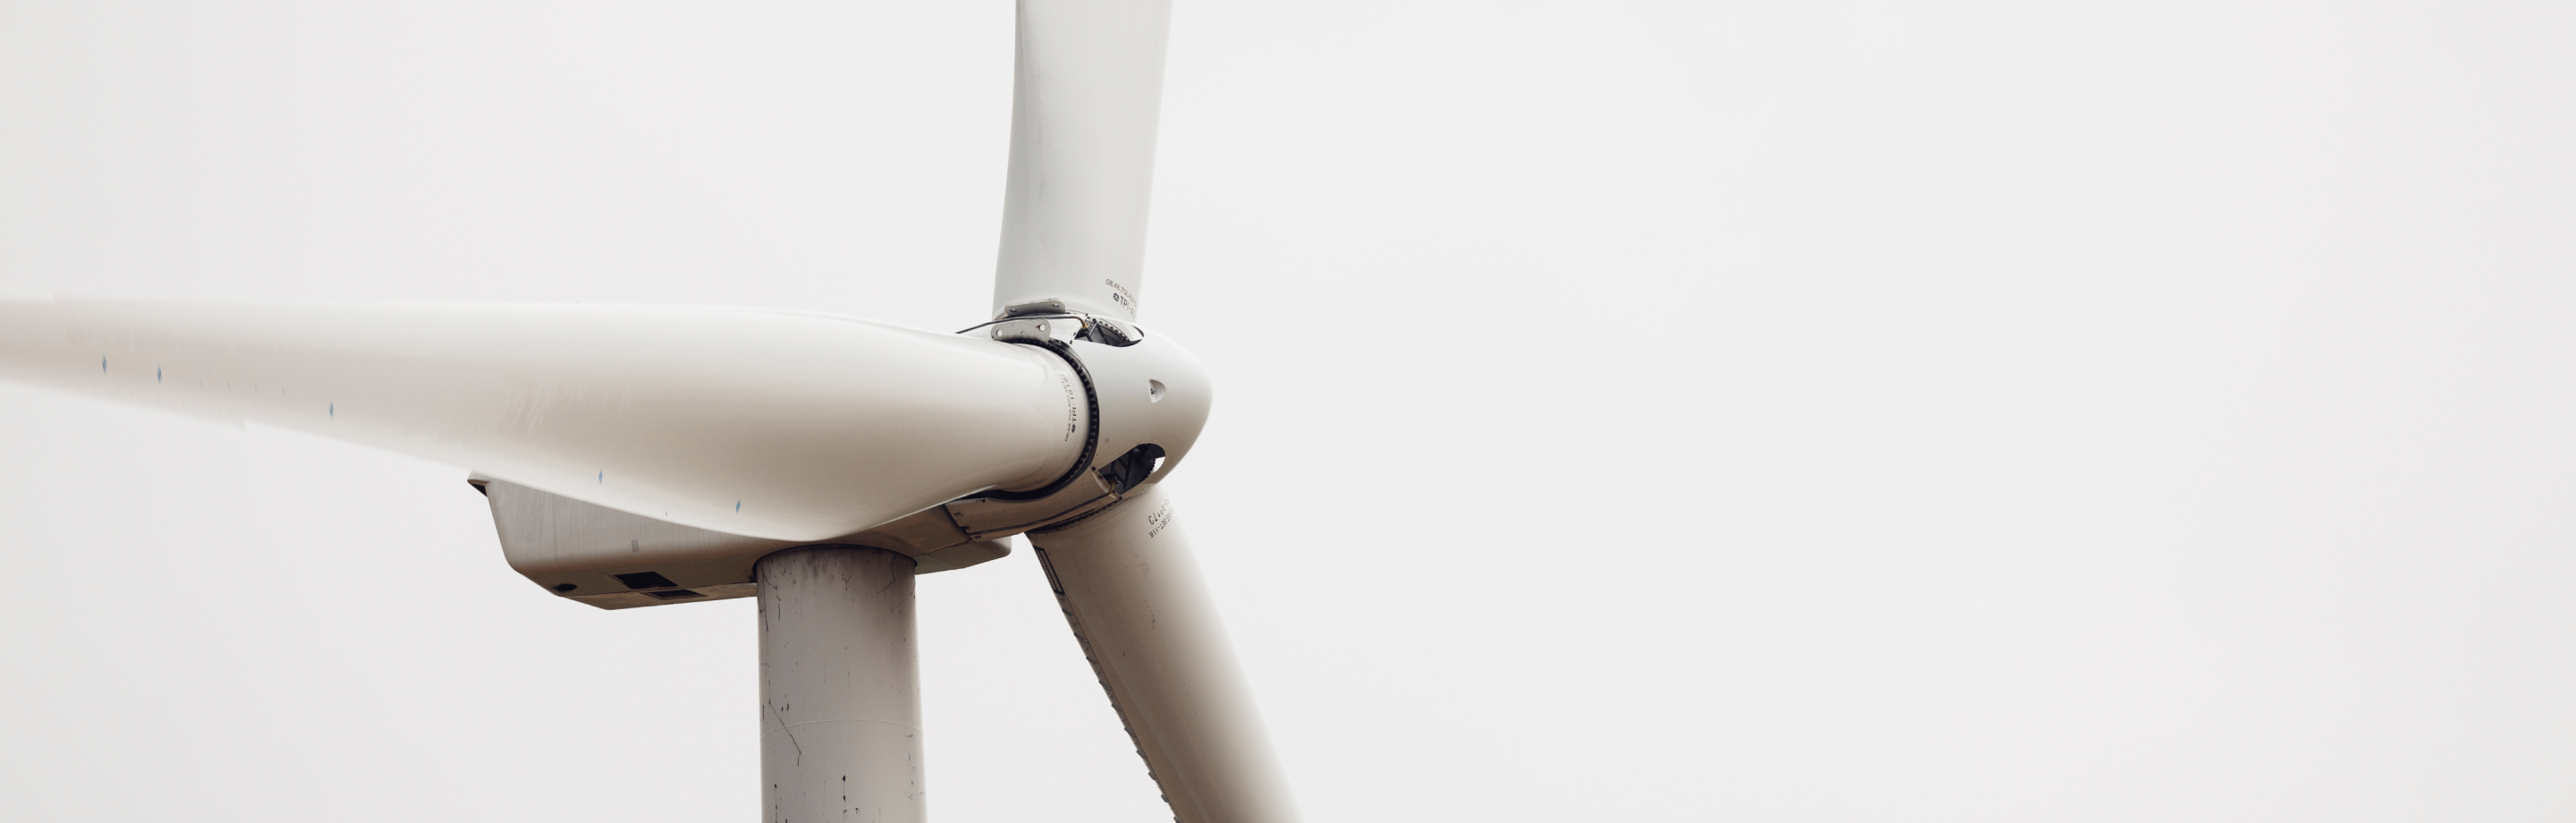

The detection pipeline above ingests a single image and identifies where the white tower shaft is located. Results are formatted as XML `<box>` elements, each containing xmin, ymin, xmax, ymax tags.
<box><xmin>758</xmin><ymin>547</ymin><xmax>927</xmax><ymax>823</ymax></box>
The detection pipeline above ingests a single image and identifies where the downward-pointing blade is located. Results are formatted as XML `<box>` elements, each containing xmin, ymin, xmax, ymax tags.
<box><xmin>0</xmin><ymin>296</ymin><xmax>1091</xmax><ymax>541</ymax></box>
<box><xmin>1030</xmin><ymin>486</ymin><xmax>1301</xmax><ymax>823</ymax></box>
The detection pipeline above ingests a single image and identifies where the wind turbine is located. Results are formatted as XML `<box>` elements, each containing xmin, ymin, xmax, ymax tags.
<box><xmin>0</xmin><ymin>1</ymin><xmax>1297</xmax><ymax>821</ymax></box>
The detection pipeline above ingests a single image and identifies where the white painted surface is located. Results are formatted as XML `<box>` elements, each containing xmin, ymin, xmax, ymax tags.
<box><xmin>0</xmin><ymin>297</ymin><xmax>1086</xmax><ymax>540</ymax></box>
<box><xmin>759</xmin><ymin>547</ymin><xmax>927</xmax><ymax>823</ymax></box>
<box><xmin>1056</xmin><ymin>322</ymin><xmax>1211</xmax><ymax>491</ymax></box>
<box><xmin>993</xmin><ymin>0</ymin><xmax>1172</xmax><ymax>320</ymax></box>
<box><xmin>1032</xmin><ymin>487</ymin><xmax>1298</xmax><ymax>823</ymax></box>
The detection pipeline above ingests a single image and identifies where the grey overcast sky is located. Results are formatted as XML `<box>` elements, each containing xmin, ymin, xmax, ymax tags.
<box><xmin>3</xmin><ymin>1</ymin><xmax>2572</xmax><ymax>821</ymax></box>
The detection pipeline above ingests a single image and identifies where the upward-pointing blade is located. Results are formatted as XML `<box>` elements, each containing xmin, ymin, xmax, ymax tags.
<box><xmin>0</xmin><ymin>296</ymin><xmax>1090</xmax><ymax>541</ymax></box>
<box><xmin>992</xmin><ymin>0</ymin><xmax>1174</xmax><ymax>320</ymax></box>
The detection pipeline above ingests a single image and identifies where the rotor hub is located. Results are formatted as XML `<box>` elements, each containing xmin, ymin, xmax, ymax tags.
<box><xmin>942</xmin><ymin>312</ymin><xmax>1212</xmax><ymax>539</ymax></box>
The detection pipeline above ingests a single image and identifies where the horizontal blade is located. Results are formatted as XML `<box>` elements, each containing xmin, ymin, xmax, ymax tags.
<box><xmin>992</xmin><ymin>0</ymin><xmax>1174</xmax><ymax>320</ymax></box>
<box><xmin>0</xmin><ymin>296</ymin><xmax>1089</xmax><ymax>541</ymax></box>
<box><xmin>1031</xmin><ymin>486</ymin><xmax>1301</xmax><ymax>823</ymax></box>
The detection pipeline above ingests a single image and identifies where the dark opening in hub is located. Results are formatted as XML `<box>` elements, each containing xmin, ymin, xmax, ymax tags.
<box><xmin>1097</xmin><ymin>443</ymin><xmax>1167</xmax><ymax>495</ymax></box>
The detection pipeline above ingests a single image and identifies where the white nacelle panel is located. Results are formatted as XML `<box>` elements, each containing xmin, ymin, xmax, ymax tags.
<box><xmin>474</xmin><ymin>477</ymin><xmax>1011</xmax><ymax>609</ymax></box>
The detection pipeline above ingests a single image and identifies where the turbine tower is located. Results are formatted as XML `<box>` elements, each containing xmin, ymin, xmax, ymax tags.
<box><xmin>0</xmin><ymin>2</ymin><xmax>1300</xmax><ymax>821</ymax></box>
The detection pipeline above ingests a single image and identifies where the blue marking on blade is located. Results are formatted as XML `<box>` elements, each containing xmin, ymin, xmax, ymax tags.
<box><xmin>736</xmin><ymin>500</ymin><xmax>742</xmax><ymax>512</ymax></box>
<box><xmin>329</xmin><ymin>403</ymin><xmax>335</xmax><ymax>418</ymax></box>
<box><xmin>157</xmin><ymin>367</ymin><xmax>162</xmax><ymax>383</ymax></box>
<box><xmin>99</xmin><ymin>357</ymin><xmax>106</xmax><ymax>372</ymax></box>
<box><xmin>597</xmin><ymin>471</ymin><xmax>604</xmax><ymax>482</ymax></box>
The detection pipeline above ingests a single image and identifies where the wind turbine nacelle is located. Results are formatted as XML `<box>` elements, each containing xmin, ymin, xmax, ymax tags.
<box><xmin>471</xmin><ymin>318</ymin><xmax>1213</xmax><ymax>609</ymax></box>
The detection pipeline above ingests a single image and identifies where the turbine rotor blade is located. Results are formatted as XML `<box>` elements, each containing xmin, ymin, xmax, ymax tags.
<box><xmin>1030</xmin><ymin>486</ymin><xmax>1301</xmax><ymax>823</ymax></box>
<box><xmin>992</xmin><ymin>0</ymin><xmax>1174</xmax><ymax>320</ymax></box>
<box><xmin>0</xmin><ymin>295</ymin><xmax>1091</xmax><ymax>541</ymax></box>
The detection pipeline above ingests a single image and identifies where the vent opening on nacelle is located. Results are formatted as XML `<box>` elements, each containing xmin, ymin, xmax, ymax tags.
<box><xmin>614</xmin><ymin>572</ymin><xmax>678</xmax><ymax>590</ymax></box>
<box><xmin>644</xmin><ymin>590</ymin><xmax>705</xmax><ymax>600</ymax></box>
